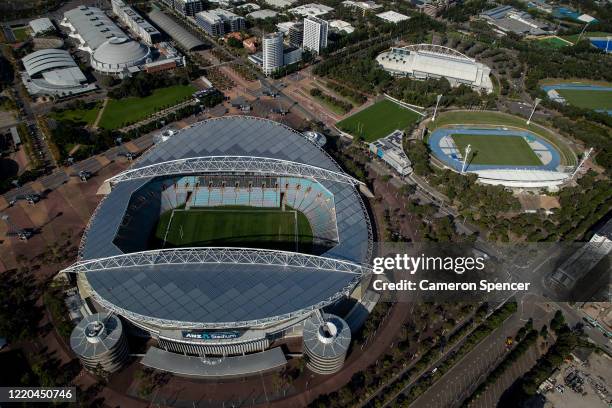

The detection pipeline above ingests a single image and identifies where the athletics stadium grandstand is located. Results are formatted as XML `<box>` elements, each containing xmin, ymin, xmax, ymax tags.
<box><xmin>428</xmin><ymin>125</ymin><xmax>577</xmax><ymax>188</ymax></box>
<box><xmin>376</xmin><ymin>44</ymin><xmax>494</xmax><ymax>94</ymax></box>
<box><xmin>63</xmin><ymin>116</ymin><xmax>374</xmax><ymax>378</ymax></box>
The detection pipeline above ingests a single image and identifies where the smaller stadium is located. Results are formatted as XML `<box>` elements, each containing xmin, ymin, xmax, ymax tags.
<box><xmin>428</xmin><ymin>113</ymin><xmax>576</xmax><ymax>188</ymax></box>
<box><xmin>376</xmin><ymin>44</ymin><xmax>494</xmax><ymax>94</ymax></box>
<box><xmin>542</xmin><ymin>82</ymin><xmax>612</xmax><ymax>115</ymax></box>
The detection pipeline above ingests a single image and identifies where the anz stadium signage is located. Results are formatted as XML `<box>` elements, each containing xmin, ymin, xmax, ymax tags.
<box><xmin>182</xmin><ymin>330</ymin><xmax>242</xmax><ymax>340</ymax></box>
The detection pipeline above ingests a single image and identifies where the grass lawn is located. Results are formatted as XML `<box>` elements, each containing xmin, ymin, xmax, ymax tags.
<box><xmin>535</xmin><ymin>36</ymin><xmax>571</xmax><ymax>49</ymax></box>
<box><xmin>561</xmin><ymin>31</ymin><xmax>611</xmax><ymax>43</ymax></box>
<box><xmin>336</xmin><ymin>99</ymin><xmax>422</xmax><ymax>142</ymax></box>
<box><xmin>452</xmin><ymin>134</ymin><xmax>542</xmax><ymax>166</ymax></box>
<box><xmin>12</xmin><ymin>26</ymin><xmax>29</xmax><ymax>42</ymax></box>
<box><xmin>556</xmin><ymin>89</ymin><xmax>612</xmax><ymax>110</ymax></box>
<box><xmin>313</xmin><ymin>95</ymin><xmax>348</xmax><ymax>115</ymax></box>
<box><xmin>430</xmin><ymin>111</ymin><xmax>576</xmax><ymax>165</ymax></box>
<box><xmin>152</xmin><ymin>206</ymin><xmax>313</xmax><ymax>252</ymax></box>
<box><xmin>50</xmin><ymin>103</ymin><xmax>101</xmax><ymax>126</ymax></box>
<box><xmin>98</xmin><ymin>84</ymin><xmax>196</xmax><ymax>130</ymax></box>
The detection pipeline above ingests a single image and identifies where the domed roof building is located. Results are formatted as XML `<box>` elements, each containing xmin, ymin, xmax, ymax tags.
<box><xmin>90</xmin><ymin>36</ymin><xmax>151</xmax><ymax>77</ymax></box>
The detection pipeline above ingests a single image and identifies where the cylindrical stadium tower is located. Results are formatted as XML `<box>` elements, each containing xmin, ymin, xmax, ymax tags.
<box><xmin>70</xmin><ymin>313</ymin><xmax>129</xmax><ymax>373</ymax></box>
<box><xmin>303</xmin><ymin>312</ymin><xmax>351</xmax><ymax>374</ymax></box>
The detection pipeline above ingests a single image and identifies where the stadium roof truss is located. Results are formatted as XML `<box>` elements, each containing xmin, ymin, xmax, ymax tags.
<box><xmin>105</xmin><ymin>156</ymin><xmax>364</xmax><ymax>186</ymax></box>
<box><xmin>402</xmin><ymin>44</ymin><xmax>474</xmax><ymax>62</ymax></box>
<box><xmin>62</xmin><ymin>247</ymin><xmax>372</xmax><ymax>329</ymax></box>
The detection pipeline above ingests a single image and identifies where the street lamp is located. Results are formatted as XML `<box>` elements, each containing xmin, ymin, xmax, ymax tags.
<box><xmin>526</xmin><ymin>97</ymin><xmax>541</xmax><ymax>125</ymax></box>
<box><xmin>432</xmin><ymin>94</ymin><xmax>442</xmax><ymax>122</ymax></box>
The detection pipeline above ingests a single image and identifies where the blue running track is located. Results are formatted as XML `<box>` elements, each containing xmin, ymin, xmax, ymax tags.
<box><xmin>428</xmin><ymin>127</ymin><xmax>561</xmax><ymax>172</ymax></box>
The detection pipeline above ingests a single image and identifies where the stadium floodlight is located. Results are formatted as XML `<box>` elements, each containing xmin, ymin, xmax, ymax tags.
<box><xmin>526</xmin><ymin>98</ymin><xmax>541</xmax><ymax>125</ymax></box>
<box><xmin>571</xmin><ymin>147</ymin><xmax>593</xmax><ymax>179</ymax></box>
<box><xmin>432</xmin><ymin>94</ymin><xmax>443</xmax><ymax>122</ymax></box>
<box><xmin>461</xmin><ymin>144</ymin><xmax>471</xmax><ymax>174</ymax></box>
<box><xmin>576</xmin><ymin>20</ymin><xmax>592</xmax><ymax>44</ymax></box>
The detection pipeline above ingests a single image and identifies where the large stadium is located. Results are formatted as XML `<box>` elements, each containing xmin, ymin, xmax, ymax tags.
<box><xmin>64</xmin><ymin>116</ymin><xmax>373</xmax><ymax>377</ymax></box>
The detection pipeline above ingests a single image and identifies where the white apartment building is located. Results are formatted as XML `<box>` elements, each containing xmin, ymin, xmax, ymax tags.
<box><xmin>262</xmin><ymin>32</ymin><xmax>284</xmax><ymax>75</ymax></box>
<box><xmin>302</xmin><ymin>16</ymin><xmax>328</xmax><ymax>54</ymax></box>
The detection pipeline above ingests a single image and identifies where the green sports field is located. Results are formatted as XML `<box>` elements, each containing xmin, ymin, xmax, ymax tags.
<box><xmin>561</xmin><ymin>31</ymin><xmax>612</xmax><ymax>44</ymax></box>
<box><xmin>430</xmin><ymin>111</ymin><xmax>576</xmax><ymax>166</ymax></box>
<box><xmin>556</xmin><ymin>89</ymin><xmax>612</xmax><ymax>110</ymax></box>
<box><xmin>50</xmin><ymin>102</ymin><xmax>102</xmax><ymax>126</ymax></box>
<box><xmin>535</xmin><ymin>36</ymin><xmax>571</xmax><ymax>49</ymax></box>
<box><xmin>98</xmin><ymin>85</ymin><xmax>196</xmax><ymax>130</ymax></box>
<box><xmin>451</xmin><ymin>134</ymin><xmax>542</xmax><ymax>166</ymax></box>
<box><xmin>152</xmin><ymin>206</ymin><xmax>313</xmax><ymax>252</ymax></box>
<box><xmin>336</xmin><ymin>99</ymin><xmax>422</xmax><ymax>142</ymax></box>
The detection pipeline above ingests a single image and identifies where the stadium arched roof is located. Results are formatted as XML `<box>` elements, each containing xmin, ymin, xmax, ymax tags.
<box><xmin>400</xmin><ymin>44</ymin><xmax>474</xmax><ymax>61</ymax></box>
<box><xmin>105</xmin><ymin>156</ymin><xmax>364</xmax><ymax>186</ymax></box>
<box><xmin>64</xmin><ymin>248</ymin><xmax>370</xmax><ymax>329</ymax></box>
<box><xmin>70</xmin><ymin>116</ymin><xmax>372</xmax><ymax>330</ymax></box>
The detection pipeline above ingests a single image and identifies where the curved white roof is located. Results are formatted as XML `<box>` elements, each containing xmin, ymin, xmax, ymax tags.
<box><xmin>23</xmin><ymin>49</ymin><xmax>77</xmax><ymax>77</ymax></box>
<box><xmin>91</xmin><ymin>37</ymin><xmax>151</xmax><ymax>73</ymax></box>
<box><xmin>21</xmin><ymin>49</ymin><xmax>95</xmax><ymax>96</ymax></box>
<box><xmin>474</xmin><ymin>169</ymin><xmax>569</xmax><ymax>187</ymax></box>
<box><xmin>377</xmin><ymin>44</ymin><xmax>493</xmax><ymax>93</ymax></box>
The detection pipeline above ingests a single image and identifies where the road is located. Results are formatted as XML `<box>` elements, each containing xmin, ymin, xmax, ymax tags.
<box><xmin>0</xmin><ymin>47</ymin><xmax>58</xmax><ymax>171</ymax></box>
<box><xmin>406</xmin><ymin>299</ymin><xmax>551</xmax><ymax>408</ymax></box>
<box><xmin>2</xmin><ymin>132</ymin><xmax>155</xmax><ymax>203</ymax></box>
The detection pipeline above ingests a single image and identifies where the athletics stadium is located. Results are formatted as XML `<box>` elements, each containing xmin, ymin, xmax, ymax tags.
<box><xmin>428</xmin><ymin>124</ymin><xmax>576</xmax><ymax>188</ymax></box>
<box><xmin>63</xmin><ymin>116</ymin><xmax>374</xmax><ymax>377</ymax></box>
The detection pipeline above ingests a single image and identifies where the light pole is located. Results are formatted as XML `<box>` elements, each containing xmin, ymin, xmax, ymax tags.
<box><xmin>526</xmin><ymin>97</ymin><xmax>541</xmax><ymax>125</ymax></box>
<box><xmin>571</xmin><ymin>147</ymin><xmax>593</xmax><ymax>179</ymax></box>
<box><xmin>576</xmin><ymin>20</ymin><xmax>592</xmax><ymax>44</ymax></box>
<box><xmin>461</xmin><ymin>144</ymin><xmax>471</xmax><ymax>174</ymax></box>
<box><xmin>432</xmin><ymin>94</ymin><xmax>442</xmax><ymax>122</ymax></box>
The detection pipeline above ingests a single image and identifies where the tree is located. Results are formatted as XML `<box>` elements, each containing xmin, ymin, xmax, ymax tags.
<box><xmin>550</xmin><ymin>310</ymin><xmax>565</xmax><ymax>333</ymax></box>
<box><xmin>227</xmin><ymin>37</ymin><xmax>243</xmax><ymax>48</ymax></box>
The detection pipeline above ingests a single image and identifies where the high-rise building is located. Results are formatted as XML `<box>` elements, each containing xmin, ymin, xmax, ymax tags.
<box><xmin>302</xmin><ymin>16</ymin><xmax>328</xmax><ymax>54</ymax></box>
<box><xmin>289</xmin><ymin>22</ymin><xmax>304</xmax><ymax>48</ymax></box>
<box><xmin>262</xmin><ymin>32</ymin><xmax>284</xmax><ymax>75</ymax></box>
<box><xmin>195</xmin><ymin>9</ymin><xmax>245</xmax><ymax>36</ymax></box>
<box><xmin>174</xmin><ymin>0</ymin><xmax>203</xmax><ymax>17</ymax></box>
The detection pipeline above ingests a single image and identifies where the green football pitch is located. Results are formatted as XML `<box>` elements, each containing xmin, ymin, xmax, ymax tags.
<box><xmin>152</xmin><ymin>206</ymin><xmax>313</xmax><ymax>252</ymax></box>
<box><xmin>535</xmin><ymin>36</ymin><xmax>570</xmax><ymax>49</ymax></box>
<box><xmin>336</xmin><ymin>99</ymin><xmax>422</xmax><ymax>142</ymax></box>
<box><xmin>451</xmin><ymin>134</ymin><xmax>543</xmax><ymax>166</ymax></box>
<box><xmin>556</xmin><ymin>89</ymin><xmax>612</xmax><ymax>110</ymax></box>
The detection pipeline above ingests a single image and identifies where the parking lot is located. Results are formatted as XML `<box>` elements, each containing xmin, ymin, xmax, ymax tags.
<box><xmin>544</xmin><ymin>352</ymin><xmax>611</xmax><ymax>408</ymax></box>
